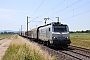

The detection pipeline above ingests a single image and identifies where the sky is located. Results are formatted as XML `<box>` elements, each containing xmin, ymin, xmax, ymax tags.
<box><xmin>0</xmin><ymin>0</ymin><xmax>90</xmax><ymax>31</ymax></box>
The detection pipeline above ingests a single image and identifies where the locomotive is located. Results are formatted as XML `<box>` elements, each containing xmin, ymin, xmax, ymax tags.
<box><xmin>22</xmin><ymin>22</ymin><xmax>71</xmax><ymax>47</ymax></box>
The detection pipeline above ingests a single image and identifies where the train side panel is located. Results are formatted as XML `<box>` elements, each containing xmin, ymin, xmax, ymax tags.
<box><xmin>38</xmin><ymin>25</ymin><xmax>52</xmax><ymax>42</ymax></box>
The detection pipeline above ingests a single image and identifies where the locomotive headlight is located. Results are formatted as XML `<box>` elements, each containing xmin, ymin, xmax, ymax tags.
<box><xmin>52</xmin><ymin>36</ymin><xmax>57</xmax><ymax>39</ymax></box>
<box><xmin>53</xmin><ymin>37</ymin><xmax>56</xmax><ymax>39</ymax></box>
<box><xmin>66</xmin><ymin>37</ymin><xmax>69</xmax><ymax>39</ymax></box>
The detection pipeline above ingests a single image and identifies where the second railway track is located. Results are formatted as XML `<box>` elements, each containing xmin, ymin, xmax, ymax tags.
<box><xmin>57</xmin><ymin>45</ymin><xmax>90</xmax><ymax>60</ymax></box>
<box><xmin>69</xmin><ymin>45</ymin><xmax>90</xmax><ymax>53</ymax></box>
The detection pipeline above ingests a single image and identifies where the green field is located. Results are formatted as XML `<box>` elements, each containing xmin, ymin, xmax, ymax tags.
<box><xmin>0</xmin><ymin>34</ymin><xmax>13</xmax><ymax>40</ymax></box>
<box><xmin>70</xmin><ymin>33</ymin><xmax>90</xmax><ymax>49</ymax></box>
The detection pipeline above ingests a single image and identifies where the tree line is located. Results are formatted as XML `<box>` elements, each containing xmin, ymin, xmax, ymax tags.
<box><xmin>1</xmin><ymin>30</ymin><xmax>90</xmax><ymax>34</ymax></box>
<box><xmin>70</xmin><ymin>30</ymin><xmax>90</xmax><ymax>33</ymax></box>
<box><xmin>0</xmin><ymin>31</ymin><xmax>17</xmax><ymax>34</ymax></box>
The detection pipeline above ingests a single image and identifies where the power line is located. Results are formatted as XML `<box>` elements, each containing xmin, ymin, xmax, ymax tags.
<box><xmin>61</xmin><ymin>2</ymin><xmax>90</xmax><ymax>16</ymax></box>
<box><xmin>30</xmin><ymin>16</ymin><xmax>38</xmax><ymax>22</ymax></box>
<box><xmin>31</xmin><ymin>0</ymin><xmax>85</xmax><ymax>22</ymax></box>
<box><xmin>31</xmin><ymin>0</ymin><xmax>66</xmax><ymax>21</ymax></box>
<box><xmin>50</xmin><ymin>0</ymin><xmax>81</xmax><ymax>17</ymax></box>
<box><xmin>32</xmin><ymin>0</ymin><xmax>44</xmax><ymax>16</ymax></box>
<box><xmin>60</xmin><ymin>1</ymin><xmax>90</xmax><ymax>20</ymax></box>
<box><xmin>61</xmin><ymin>9</ymin><xmax>90</xmax><ymax>20</ymax></box>
<box><xmin>40</xmin><ymin>0</ymin><xmax>66</xmax><ymax>17</ymax></box>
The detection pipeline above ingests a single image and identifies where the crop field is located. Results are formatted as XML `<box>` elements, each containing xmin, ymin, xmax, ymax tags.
<box><xmin>70</xmin><ymin>33</ymin><xmax>90</xmax><ymax>49</ymax></box>
<box><xmin>0</xmin><ymin>34</ymin><xmax>13</xmax><ymax>40</ymax></box>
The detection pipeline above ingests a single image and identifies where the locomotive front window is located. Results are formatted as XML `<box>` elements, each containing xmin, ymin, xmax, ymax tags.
<box><xmin>54</xmin><ymin>26</ymin><xmax>67</xmax><ymax>32</ymax></box>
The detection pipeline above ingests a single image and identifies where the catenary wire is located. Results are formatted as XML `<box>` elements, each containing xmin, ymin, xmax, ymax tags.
<box><xmin>32</xmin><ymin>0</ymin><xmax>82</xmax><ymax>21</ymax></box>
<box><xmin>61</xmin><ymin>2</ymin><xmax>90</xmax><ymax>15</ymax></box>
<box><xmin>61</xmin><ymin>9</ymin><xmax>90</xmax><ymax>20</ymax></box>
<box><xmin>50</xmin><ymin>0</ymin><xmax>81</xmax><ymax>17</ymax></box>
<box><xmin>40</xmin><ymin>0</ymin><xmax>66</xmax><ymax>17</ymax></box>
<box><xmin>31</xmin><ymin>0</ymin><xmax>44</xmax><ymax>16</ymax></box>
<box><xmin>31</xmin><ymin>0</ymin><xmax>66</xmax><ymax>21</ymax></box>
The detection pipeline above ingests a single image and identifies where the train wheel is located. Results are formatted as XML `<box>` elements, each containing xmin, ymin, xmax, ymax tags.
<box><xmin>46</xmin><ymin>41</ymin><xmax>50</xmax><ymax>47</ymax></box>
<box><xmin>43</xmin><ymin>41</ymin><xmax>46</xmax><ymax>46</ymax></box>
<box><xmin>63</xmin><ymin>45</ymin><xmax>68</xmax><ymax>48</ymax></box>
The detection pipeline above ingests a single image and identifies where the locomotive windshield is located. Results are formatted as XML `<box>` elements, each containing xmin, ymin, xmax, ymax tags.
<box><xmin>53</xmin><ymin>25</ymin><xmax>68</xmax><ymax>32</ymax></box>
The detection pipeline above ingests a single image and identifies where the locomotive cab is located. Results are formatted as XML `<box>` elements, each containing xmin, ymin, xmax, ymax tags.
<box><xmin>49</xmin><ymin>22</ymin><xmax>71</xmax><ymax>46</ymax></box>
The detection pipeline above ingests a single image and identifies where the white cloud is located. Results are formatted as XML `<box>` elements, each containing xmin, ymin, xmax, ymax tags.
<box><xmin>0</xmin><ymin>8</ymin><xmax>18</xmax><ymax>20</ymax></box>
<box><xmin>0</xmin><ymin>8</ymin><xmax>17</xmax><ymax>13</ymax></box>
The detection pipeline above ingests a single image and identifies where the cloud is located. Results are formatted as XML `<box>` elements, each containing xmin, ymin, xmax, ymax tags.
<box><xmin>0</xmin><ymin>8</ymin><xmax>18</xmax><ymax>20</ymax></box>
<box><xmin>0</xmin><ymin>8</ymin><xmax>17</xmax><ymax>13</ymax></box>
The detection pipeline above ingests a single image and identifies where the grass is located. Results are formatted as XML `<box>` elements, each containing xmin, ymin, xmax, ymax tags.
<box><xmin>70</xmin><ymin>33</ymin><xmax>90</xmax><ymax>49</ymax></box>
<box><xmin>0</xmin><ymin>34</ymin><xmax>13</xmax><ymax>40</ymax></box>
<box><xmin>2</xmin><ymin>35</ymin><xmax>56</xmax><ymax>60</ymax></box>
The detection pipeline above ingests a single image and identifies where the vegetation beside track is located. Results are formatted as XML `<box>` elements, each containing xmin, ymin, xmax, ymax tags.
<box><xmin>0</xmin><ymin>34</ymin><xmax>13</xmax><ymax>40</ymax></box>
<box><xmin>2</xmin><ymin>35</ymin><xmax>56</xmax><ymax>60</ymax></box>
<box><xmin>70</xmin><ymin>33</ymin><xmax>90</xmax><ymax>49</ymax></box>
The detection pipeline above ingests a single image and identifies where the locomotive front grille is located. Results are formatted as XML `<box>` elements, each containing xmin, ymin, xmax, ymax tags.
<box><xmin>53</xmin><ymin>39</ymin><xmax>71</xmax><ymax>45</ymax></box>
<box><xmin>57</xmin><ymin>36</ymin><xmax>66</xmax><ymax>40</ymax></box>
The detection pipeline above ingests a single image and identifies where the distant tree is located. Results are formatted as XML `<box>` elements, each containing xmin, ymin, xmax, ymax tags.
<box><xmin>4</xmin><ymin>31</ymin><xmax>7</xmax><ymax>34</ymax></box>
<box><xmin>8</xmin><ymin>32</ymin><xmax>12</xmax><ymax>34</ymax></box>
<box><xmin>70</xmin><ymin>31</ymin><xmax>75</xmax><ymax>33</ymax></box>
<box><xmin>0</xmin><ymin>32</ymin><xmax>3</xmax><ymax>34</ymax></box>
<box><xmin>70</xmin><ymin>30</ymin><xmax>90</xmax><ymax>33</ymax></box>
<box><xmin>88</xmin><ymin>30</ymin><xmax>90</xmax><ymax>33</ymax></box>
<box><xmin>81</xmin><ymin>30</ymin><xmax>84</xmax><ymax>33</ymax></box>
<box><xmin>76</xmin><ymin>31</ymin><xmax>81</xmax><ymax>33</ymax></box>
<box><xmin>85</xmin><ymin>30</ymin><xmax>90</xmax><ymax>33</ymax></box>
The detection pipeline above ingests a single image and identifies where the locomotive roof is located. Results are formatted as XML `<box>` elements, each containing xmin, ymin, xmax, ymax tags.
<box><xmin>38</xmin><ymin>22</ymin><xmax>67</xmax><ymax>28</ymax></box>
<box><xmin>27</xmin><ymin>22</ymin><xmax>68</xmax><ymax>32</ymax></box>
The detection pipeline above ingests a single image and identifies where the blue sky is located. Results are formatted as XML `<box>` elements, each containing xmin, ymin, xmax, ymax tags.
<box><xmin>0</xmin><ymin>0</ymin><xmax>90</xmax><ymax>31</ymax></box>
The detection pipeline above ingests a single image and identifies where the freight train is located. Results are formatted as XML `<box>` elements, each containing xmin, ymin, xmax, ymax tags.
<box><xmin>21</xmin><ymin>22</ymin><xmax>71</xmax><ymax>47</ymax></box>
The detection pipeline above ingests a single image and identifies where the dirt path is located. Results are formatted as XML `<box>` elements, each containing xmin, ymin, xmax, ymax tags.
<box><xmin>0</xmin><ymin>38</ymin><xmax>13</xmax><ymax>60</ymax></box>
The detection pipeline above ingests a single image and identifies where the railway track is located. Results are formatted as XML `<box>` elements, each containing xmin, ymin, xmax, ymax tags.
<box><xmin>39</xmin><ymin>42</ymin><xmax>90</xmax><ymax>60</ymax></box>
<box><xmin>60</xmin><ymin>50</ymin><xmax>83</xmax><ymax>60</ymax></box>
<box><xmin>57</xmin><ymin>46</ymin><xmax>90</xmax><ymax>60</ymax></box>
<box><xmin>69</xmin><ymin>45</ymin><xmax>90</xmax><ymax>53</ymax></box>
<box><xmin>22</xmin><ymin>36</ymin><xmax>90</xmax><ymax>60</ymax></box>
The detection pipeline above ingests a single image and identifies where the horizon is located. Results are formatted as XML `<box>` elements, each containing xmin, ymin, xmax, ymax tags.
<box><xmin>0</xmin><ymin>29</ymin><xmax>90</xmax><ymax>32</ymax></box>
